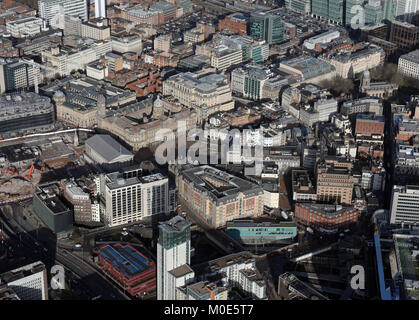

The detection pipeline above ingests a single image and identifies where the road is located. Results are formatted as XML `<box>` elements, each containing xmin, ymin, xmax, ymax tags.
<box><xmin>0</xmin><ymin>205</ymin><xmax>130</xmax><ymax>300</ymax></box>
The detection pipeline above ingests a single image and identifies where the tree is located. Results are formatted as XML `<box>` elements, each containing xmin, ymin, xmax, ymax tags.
<box><xmin>319</xmin><ymin>76</ymin><xmax>355</xmax><ymax>96</ymax></box>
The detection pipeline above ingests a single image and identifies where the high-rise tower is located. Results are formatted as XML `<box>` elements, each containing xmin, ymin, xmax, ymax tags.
<box><xmin>95</xmin><ymin>0</ymin><xmax>106</xmax><ymax>18</ymax></box>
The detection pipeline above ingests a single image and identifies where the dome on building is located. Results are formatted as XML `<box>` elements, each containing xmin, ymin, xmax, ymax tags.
<box><xmin>154</xmin><ymin>94</ymin><xmax>163</xmax><ymax>109</ymax></box>
<box><xmin>53</xmin><ymin>90</ymin><xmax>65</xmax><ymax>99</ymax></box>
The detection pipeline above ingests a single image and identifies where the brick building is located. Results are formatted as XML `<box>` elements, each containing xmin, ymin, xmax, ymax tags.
<box><xmin>294</xmin><ymin>203</ymin><xmax>359</xmax><ymax>232</ymax></box>
<box><xmin>95</xmin><ymin>243</ymin><xmax>156</xmax><ymax>297</ymax></box>
<box><xmin>218</xmin><ymin>13</ymin><xmax>248</xmax><ymax>35</ymax></box>
<box><xmin>354</xmin><ymin>114</ymin><xmax>385</xmax><ymax>136</ymax></box>
<box><xmin>389</xmin><ymin>21</ymin><xmax>419</xmax><ymax>52</ymax></box>
<box><xmin>316</xmin><ymin>157</ymin><xmax>354</xmax><ymax>205</ymax></box>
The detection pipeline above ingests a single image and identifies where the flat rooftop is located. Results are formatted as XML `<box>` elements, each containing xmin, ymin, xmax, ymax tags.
<box><xmin>98</xmin><ymin>243</ymin><xmax>154</xmax><ymax>277</ymax></box>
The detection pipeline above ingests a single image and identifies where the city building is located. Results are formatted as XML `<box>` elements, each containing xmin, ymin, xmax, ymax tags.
<box><xmin>0</xmin><ymin>261</ymin><xmax>48</xmax><ymax>300</ymax></box>
<box><xmin>38</xmin><ymin>0</ymin><xmax>88</xmax><ymax>25</ymax></box>
<box><xmin>226</xmin><ymin>220</ymin><xmax>297</xmax><ymax>245</ymax></box>
<box><xmin>311</xmin><ymin>0</ymin><xmax>345</xmax><ymax>24</ymax></box>
<box><xmin>177</xmin><ymin>165</ymin><xmax>264</xmax><ymax>228</ymax></box>
<box><xmin>389</xmin><ymin>20</ymin><xmax>419</xmax><ymax>52</ymax></box>
<box><xmin>231</xmin><ymin>64</ymin><xmax>275</xmax><ymax>100</ymax></box>
<box><xmin>250</xmin><ymin>11</ymin><xmax>284</xmax><ymax>45</ymax></box>
<box><xmin>84</xmin><ymin>134</ymin><xmax>134</xmax><ymax>172</ymax></box>
<box><xmin>162</xmin><ymin>70</ymin><xmax>234</xmax><ymax>120</ymax></box>
<box><xmin>41</xmin><ymin>39</ymin><xmax>112</xmax><ymax>75</ymax></box>
<box><xmin>398</xmin><ymin>49</ymin><xmax>419</xmax><ymax>80</ymax></box>
<box><xmin>98</xmin><ymin>166</ymin><xmax>169</xmax><ymax>227</ymax></box>
<box><xmin>280</xmin><ymin>55</ymin><xmax>336</xmax><ymax>84</ymax></box>
<box><xmin>316</xmin><ymin>157</ymin><xmax>354</xmax><ymax>205</ymax></box>
<box><xmin>294</xmin><ymin>203</ymin><xmax>360</xmax><ymax>232</ymax></box>
<box><xmin>111</xmin><ymin>35</ymin><xmax>142</xmax><ymax>54</ymax></box>
<box><xmin>0</xmin><ymin>92</ymin><xmax>54</xmax><ymax>137</ymax></box>
<box><xmin>95</xmin><ymin>0</ymin><xmax>106</xmax><ymax>19</ymax></box>
<box><xmin>390</xmin><ymin>185</ymin><xmax>419</xmax><ymax>225</ymax></box>
<box><xmin>33</xmin><ymin>182</ymin><xmax>74</xmax><ymax>237</ymax></box>
<box><xmin>218</xmin><ymin>13</ymin><xmax>248</xmax><ymax>35</ymax></box>
<box><xmin>323</xmin><ymin>45</ymin><xmax>385</xmax><ymax>79</ymax></box>
<box><xmin>157</xmin><ymin>216</ymin><xmax>193</xmax><ymax>300</ymax></box>
<box><xmin>292</xmin><ymin>169</ymin><xmax>317</xmax><ymax>201</ymax></box>
<box><xmin>64</xmin><ymin>182</ymin><xmax>94</xmax><ymax>223</ymax></box>
<box><xmin>95</xmin><ymin>243</ymin><xmax>156</xmax><ymax>297</ymax></box>
<box><xmin>176</xmin><ymin>281</ymin><xmax>228</xmax><ymax>300</ymax></box>
<box><xmin>6</xmin><ymin>17</ymin><xmax>42</xmax><ymax>38</ymax></box>
<box><xmin>0</xmin><ymin>59</ymin><xmax>36</xmax><ymax>93</ymax></box>
<box><xmin>194</xmin><ymin>251</ymin><xmax>266</xmax><ymax>300</ymax></box>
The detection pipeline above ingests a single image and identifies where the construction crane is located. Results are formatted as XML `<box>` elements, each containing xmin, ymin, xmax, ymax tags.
<box><xmin>25</xmin><ymin>164</ymin><xmax>34</xmax><ymax>181</ymax></box>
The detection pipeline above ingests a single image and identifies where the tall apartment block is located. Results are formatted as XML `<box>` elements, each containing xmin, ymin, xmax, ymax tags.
<box><xmin>0</xmin><ymin>261</ymin><xmax>48</xmax><ymax>300</ymax></box>
<box><xmin>38</xmin><ymin>0</ymin><xmax>88</xmax><ymax>25</ymax></box>
<box><xmin>316</xmin><ymin>157</ymin><xmax>354</xmax><ymax>205</ymax></box>
<box><xmin>95</xmin><ymin>0</ymin><xmax>106</xmax><ymax>19</ymax></box>
<box><xmin>390</xmin><ymin>185</ymin><xmax>419</xmax><ymax>225</ymax></box>
<box><xmin>250</xmin><ymin>11</ymin><xmax>284</xmax><ymax>45</ymax></box>
<box><xmin>312</xmin><ymin>0</ymin><xmax>345</xmax><ymax>24</ymax></box>
<box><xmin>98</xmin><ymin>167</ymin><xmax>169</xmax><ymax>227</ymax></box>
<box><xmin>157</xmin><ymin>216</ymin><xmax>194</xmax><ymax>300</ymax></box>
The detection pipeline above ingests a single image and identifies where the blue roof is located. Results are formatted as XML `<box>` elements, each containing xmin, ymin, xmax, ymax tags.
<box><xmin>99</xmin><ymin>244</ymin><xmax>153</xmax><ymax>277</ymax></box>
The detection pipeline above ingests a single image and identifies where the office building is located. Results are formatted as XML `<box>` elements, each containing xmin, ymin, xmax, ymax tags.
<box><xmin>250</xmin><ymin>11</ymin><xmax>284</xmax><ymax>45</ymax></box>
<box><xmin>157</xmin><ymin>216</ymin><xmax>193</xmax><ymax>300</ymax></box>
<box><xmin>316</xmin><ymin>157</ymin><xmax>354</xmax><ymax>205</ymax></box>
<box><xmin>99</xmin><ymin>167</ymin><xmax>169</xmax><ymax>227</ymax></box>
<box><xmin>285</xmin><ymin>0</ymin><xmax>311</xmax><ymax>14</ymax></box>
<box><xmin>41</xmin><ymin>39</ymin><xmax>112</xmax><ymax>75</ymax></box>
<box><xmin>162</xmin><ymin>70</ymin><xmax>234</xmax><ymax>120</ymax></box>
<box><xmin>345</xmin><ymin>0</ymin><xmax>364</xmax><ymax>26</ymax></box>
<box><xmin>111</xmin><ymin>35</ymin><xmax>142</xmax><ymax>54</ymax></box>
<box><xmin>396</xmin><ymin>0</ymin><xmax>419</xmax><ymax>23</ymax></box>
<box><xmin>398</xmin><ymin>49</ymin><xmax>419</xmax><ymax>79</ymax></box>
<box><xmin>177</xmin><ymin>166</ymin><xmax>264</xmax><ymax>228</ymax></box>
<box><xmin>6</xmin><ymin>17</ymin><xmax>43</xmax><ymax>38</ymax></box>
<box><xmin>38</xmin><ymin>0</ymin><xmax>88</xmax><ymax>25</ymax></box>
<box><xmin>0</xmin><ymin>92</ymin><xmax>54</xmax><ymax>136</ymax></box>
<box><xmin>355</xmin><ymin>114</ymin><xmax>385</xmax><ymax>136</ymax></box>
<box><xmin>292</xmin><ymin>169</ymin><xmax>317</xmax><ymax>201</ymax></box>
<box><xmin>280</xmin><ymin>55</ymin><xmax>336</xmax><ymax>84</ymax></box>
<box><xmin>194</xmin><ymin>252</ymin><xmax>266</xmax><ymax>300</ymax></box>
<box><xmin>389</xmin><ymin>20</ymin><xmax>419</xmax><ymax>52</ymax></box>
<box><xmin>95</xmin><ymin>0</ymin><xmax>106</xmax><ymax>19</ymax></box>
<box><xmin>0</xmin><ymin>262</ymin><xmax>48</xmax><ymax>300</ymax></box>
<box><xmin>64</xmin><ymin>183</ymin><xmax>93</xmax><ymax>223</ymax></box>
<box><xmin>33</xmin><ymin>182</ymin><xmax>74</xmax><ymax>237</ymax></box>
<box><xmin>231</xmin><ymin>64</ymin><xmax>274</xmax><ymax>100</ymax></box>
<box><xmin>218</xmin><ymin>13</ymin><xmax>248</xmax><ymax>35</ymax></box>
<box><xmin>176</xmin><ymin>281</ymin><xmax>228</xmax><ymax>300</ymax></box>
<box><xmin>294</xmin><ymin>203</ymin><xmax>360</xmax><ymax>232</ymax></box>
<box><xmin>0</xmin><ymin>59</ymin><xmax>36</xmax><ymax>93</ymax></box>
<box><xmin>324</xmin><ymin>45</ymin><xmax>385</xmax><ymax>78</ymax></box>
<box><xmin>390</xmin><ymin>185</ymin><xmax>419</xmax><ymax>224</ymax></box>
<box><xmin>312</xmin><ymin>0</ymin><xmax>344</xmax><ymax>24</ymax></box>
